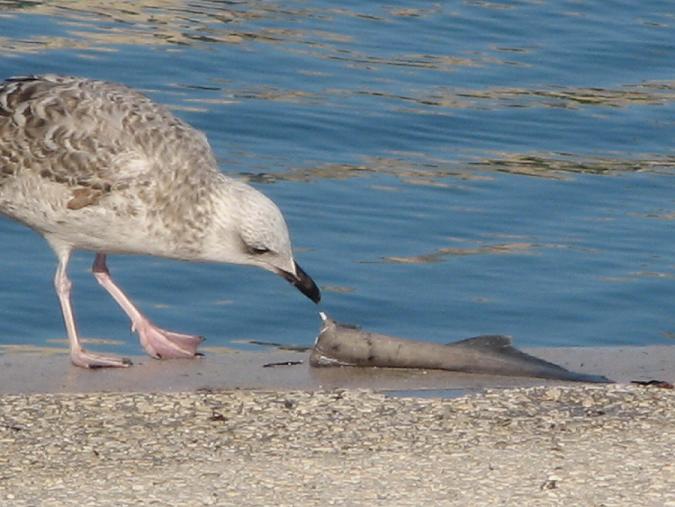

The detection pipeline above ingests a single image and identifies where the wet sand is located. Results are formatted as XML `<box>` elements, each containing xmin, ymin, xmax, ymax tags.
<box><xmin>0</xmin><ymin>346</ymin><xmax>673</xmax><ymax>506</ymax></box>
<box><xmin>1</xmin><ymin>344</ymin><xmax>673</xmax><ymax>395</ymax></box>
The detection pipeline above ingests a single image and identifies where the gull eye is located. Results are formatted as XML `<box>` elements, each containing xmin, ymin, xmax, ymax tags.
<box><xmin>247</xmin><ymin>246</ymin><xmax>270</xmax><ymax>256</ymax></box>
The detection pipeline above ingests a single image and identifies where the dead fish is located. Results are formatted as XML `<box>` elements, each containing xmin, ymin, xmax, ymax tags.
<box><xmin>310</xmin><ymin>313</ymin><xmax>612</xmax><ymax>383</ymax></box>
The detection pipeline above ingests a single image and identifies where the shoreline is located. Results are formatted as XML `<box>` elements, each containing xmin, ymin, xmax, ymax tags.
<box><xmin>0</xmin><ymin>344</ymin><xmax>673</xmax><ymax>395</ymax></box>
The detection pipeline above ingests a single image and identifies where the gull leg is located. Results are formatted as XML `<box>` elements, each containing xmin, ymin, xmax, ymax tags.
<box><xmin>52</xmin><ymin>247</ymin><xmax>132</xmax><ymax>368</ymax></box>
<box><xmin>92</xmin><ymin>253</ymin><xmax>203</xmax><ymax>359</ymax></box>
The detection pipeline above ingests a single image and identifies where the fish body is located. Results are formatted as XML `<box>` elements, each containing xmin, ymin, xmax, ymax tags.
<box><xmin>310</xmin><ymin>314</ymin><xmax>611</xmax><ymax>383</ymax></box>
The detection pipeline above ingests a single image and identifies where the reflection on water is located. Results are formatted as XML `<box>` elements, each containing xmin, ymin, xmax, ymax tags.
<box><xmin>46</xmin><ymin>337</ymin><xmax>125</xmax><ymax>346</ymax></box>
<box><xmin>241</xmin><ymin>160</ymin><xmax>460</xmax><ymax>186</ymax></box>
<box><xmin>0</xmin><ymin>344</ymin><xmax>66</xmax><ymax>355</ymax></box>
<box><xmin>239</xmin><ymin>153</ymin><xmax>675</xmax><ymax>185</ymax></box>
<box><xmin>0</xmin><ymin>0</ymin><xmax>674</xmax><ymax>354</ymax></box>
<box><xmin>0</xmin><ymin>1</ymin><xmax>395</xmax><ymax>54</ymax></box>
<box><xmin>381</xmin><ymin>242</ymin><xmax>536</xmax><ymax>265</ymax></box>
<box><xmin>420</xmin><ymin>83</ymin><xmax>675</xmax><ymax>110</ymax></box>
<box><xmin>473</xmin><ymin>154</ymin><xmax>675</xmax><ymax>178</ymax></box>
<box><xmin>599</xmin><ymin>271</ymin><xmax>675</xmax><ymax>283</ymax></box>
<box><xmin>0</xmin><ymin>1</ymin><xmax>252</xmax><ymax>51</ymax></box>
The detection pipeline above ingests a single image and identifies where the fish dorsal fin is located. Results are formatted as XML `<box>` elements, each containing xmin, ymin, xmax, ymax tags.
<box><xmin>448</xmin><ymin>334</ymin><xmax>559</xmax><ymax>370</ymax></box>
<box><xmin>447</xmin><ymin>335</ymin><xmax>513</xmax><ymax>349</ymax></box>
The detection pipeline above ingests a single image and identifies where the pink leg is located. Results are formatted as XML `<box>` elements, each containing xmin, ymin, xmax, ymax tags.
<box><xmin>51</xmin><ymin>247</ymin><xmax>131</xmax><ymax>368</ymax></box>
<box><xmin>92</xmin><ymin>254</ymin><xmax>203</xmax><ymax>359</ymax></box>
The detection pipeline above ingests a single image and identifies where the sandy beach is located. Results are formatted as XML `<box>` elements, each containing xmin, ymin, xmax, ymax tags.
<box><xmin>1</xmin><ymin>347</ymin><xmax>673</xmax><ymax>506</ymax></box>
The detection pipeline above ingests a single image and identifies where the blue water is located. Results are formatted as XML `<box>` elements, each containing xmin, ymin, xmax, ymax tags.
<box><xmin>0</xmin><ymin>1</ymin><xmax>674</xmax><ymax>356</ymax></box>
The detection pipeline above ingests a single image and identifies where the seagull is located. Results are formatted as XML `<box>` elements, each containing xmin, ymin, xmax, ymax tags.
<box><xmin>0</xmin><ymin>75</ymin><xmax>320</xmax><ymax>368</ymax></box>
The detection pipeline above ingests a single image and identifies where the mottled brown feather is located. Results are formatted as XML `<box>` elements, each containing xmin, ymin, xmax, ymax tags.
<box><xmin>0</xmin><ymin>75</ymin><xmax>220</xmax><ymax>244</ymax></box>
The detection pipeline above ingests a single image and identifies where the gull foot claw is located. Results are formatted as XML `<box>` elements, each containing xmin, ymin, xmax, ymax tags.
<box><xmin>71</xmin><ymin>348</ymin><xmax>132</xmax><ymax>368</ymax></box>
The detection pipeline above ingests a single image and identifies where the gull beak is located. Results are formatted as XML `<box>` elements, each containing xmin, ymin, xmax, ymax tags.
<box><xmin>279</xmin><ymin>261</ymin><xmax>321</xmax><ymax>303</ymax></box>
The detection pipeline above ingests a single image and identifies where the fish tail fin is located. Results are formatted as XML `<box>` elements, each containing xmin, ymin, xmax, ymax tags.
<box><xmin>448</xmin><ymin>335</ymin><xmax>613</xmax><ymax>383</ymax></box>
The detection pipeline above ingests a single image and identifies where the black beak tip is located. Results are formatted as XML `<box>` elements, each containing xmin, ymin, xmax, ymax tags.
<box><xmin>281</xmin><ymin>262</ymin><xmax>321</xmax><ymax>304</ymax></box>
<box><xmin>306</xmin><ymin>283</ymin><xmax>321</xmax><ymax>304</ymax></box>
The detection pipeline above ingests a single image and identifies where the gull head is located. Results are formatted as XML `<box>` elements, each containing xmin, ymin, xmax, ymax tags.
<box><xmin>206</xmin><ymin>178</ymin><xmax>321</xmax><ymax>304</ymax></box>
